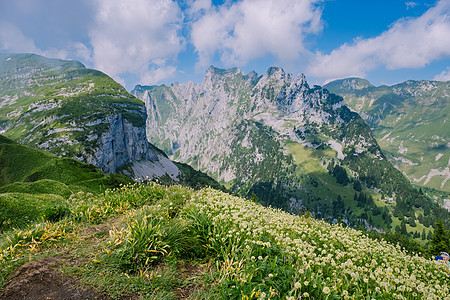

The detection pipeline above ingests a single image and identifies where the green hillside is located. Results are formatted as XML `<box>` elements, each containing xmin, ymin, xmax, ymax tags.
<box><xmin>0</xmin><ymin>183</ymin><xmax>448</xmax><ymax>299</ymax></box>
<box><xmin>324</xmin><ymin>78</ymin><xmax>450</xmax><ymax>194</ymax></box>
<box><xmin>0</xmin><ymin>134</ymin><xmax>130</xmax><ymax>195</ymax></box>
<box><xmin>0</xmin><ymin>134</ymin><xmax>131</xmax><ymax>230</ymax></box>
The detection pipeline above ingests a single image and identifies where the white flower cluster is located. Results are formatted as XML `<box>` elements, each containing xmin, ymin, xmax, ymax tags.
<box><xmin>188</xmin><ymin>188</ymin><xmax>449</xmax><ymax>299</ymax></box>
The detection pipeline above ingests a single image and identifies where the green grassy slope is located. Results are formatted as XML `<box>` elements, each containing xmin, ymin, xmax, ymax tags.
<box><xmin>0</xmin><ymin>183</ymin><xmax>448</xmax><ymax>299</ymax></box>
<box><xmin>0</xmin><ymin>134</ymin><xmax>131</xmax><ymax>195</ymax></box>
<box><xmin>0</xmin><ymin>134</ymin><xmax>131</xmax><ymax>230</ymax></box>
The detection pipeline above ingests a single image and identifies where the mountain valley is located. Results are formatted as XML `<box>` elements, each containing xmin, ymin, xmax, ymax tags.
<box><xmin>325</xmin><ymin>78</ymin><xmax>449</xmax><ymax>197</ymax></box>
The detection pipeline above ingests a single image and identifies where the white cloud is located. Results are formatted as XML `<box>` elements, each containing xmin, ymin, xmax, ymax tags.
<box><xmin>308</xmin><ymin>0</ymin><xmax>450</xmax><ymax>81</ymax></box>
<box><xmin>0</xmin><ymin>20</ymin><xmax>91</xmax><ymax>64</ymax></box>
<box><xmin>89</xmin><ymin>0</ymin><xmax>184</xmax><ymax>85</ymax></box>
<box><xmin>72</xmin><ymin>42</ymin><xmax>92</xmax><ymax>62</ymax></box>
<box><xmin>141</xmin><ymin>65</ymin><xmax>177</xmax><ymax>84</ymax></box>
<box><xmin>190</xmin><ymin>0</ymin><xmax>323</xmax><ymax>68</ymax></box>
<box><xmin>0</xmin><ymin>21</ymin><xmax>41</xmax><ymax>54</ymax></box>
<box><xmin>434</xmin><ymin>67</ymin><xmax>450</xmax><ymax>81</ymax></box>
<box><xmin>405</xmin><ymin>2</ymin><xmax>418</xmax><ymax>9</ymax></box>
<box><xmin>187</xmin><ymin>0</ymin><xmax>211</xmax><ymax>16</ymax></box>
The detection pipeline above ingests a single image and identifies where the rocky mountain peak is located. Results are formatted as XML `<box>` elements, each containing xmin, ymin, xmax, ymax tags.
<box><xmin>137</xmin><ymin>65</ymin><xmax>379</xmax><ymax>163</ymax></box>
<box><xmin>258</xmin><ymin>67</ymin><xmax>291</xmax><ymax>85</ymax></box>
<box><xmin>294</xmin><ymin>73</ymin><xmax>307</xmax><ymax>86</ymax></box>
<box><xmin>244</xmin><ymin>70</ymin><xmax>259</xmax><ymax>85</ymax></box>
<box><xmin>201</xmin><ymin>66</ymin><xmax>244</xmax><ymax>90</ymax></box>
<box><xmin>265</xmin><ymin>66</ymin><xmax>285</xmax><ymax>77</ymax></box>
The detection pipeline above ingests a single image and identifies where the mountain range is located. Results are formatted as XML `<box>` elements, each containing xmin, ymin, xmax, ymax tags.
<box><xmin>1</xmin><ymin>53</ymin><xmax>449</xmax><ymax>234</ymax></box>
<box><xmin>133</xmin><ymin>66</ymin><xmax>449</xmax><ymax>231</ymax></box>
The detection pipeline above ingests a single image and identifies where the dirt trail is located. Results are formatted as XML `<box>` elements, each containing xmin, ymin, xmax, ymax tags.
<box><xmin>0</xmin><ymin>257</ymin><xmax>109</xmax><ymax>300</ymax></box>
<box><xmin>174</xmin><ymin>262</ymin><xmax>208</xmax><ymax>299</ymax></box>
<box><xmin>0</xmin><ymin>218</ymin><xmax>125</xmax><ymax>300</ymax></box>
<box><xmin>0</xmin><ymin>216</ymin><xmax>207</xmax><ymax>299</ymax></box>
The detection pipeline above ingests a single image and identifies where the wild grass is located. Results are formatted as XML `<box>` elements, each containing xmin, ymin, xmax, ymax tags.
<box><xmin>0</xmin><ymin>193</ymin><xmax>69</xmax><ymax>230</ymax></box>
<box><xmin>0</xmin><ymin>135</ymin><xmax>131</xmax><ymax>195</ymax></box>
<box><xmin>0</xmin><ymin>179</ymin><xmax>73</xmax><ymax>198</ymax></box>
<box><xmin>0</xmin><ymin>182</ymin><xmax>448</xmax><ymax>299</ymax></box>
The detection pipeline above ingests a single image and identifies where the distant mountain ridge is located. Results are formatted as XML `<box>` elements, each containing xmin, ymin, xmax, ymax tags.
<box><xmin>133</xmin><ymin>66</ymin><xmax>449</xmax><ymax>230</ymax></box>
<box><xmin>324</xmin><ymin>78</ymin><xmax>450</xmax><ymax>195</ymax></box>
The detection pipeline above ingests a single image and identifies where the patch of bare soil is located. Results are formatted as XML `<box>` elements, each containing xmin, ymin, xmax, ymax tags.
<box><xmin>175</xmin><ymin>263</ymin><xmax>206</xmax><ymax>299</ymax></box>
<box><xmin>80</xmin><ymin>217</ymin><xmax>122</xmax><ymax>238</ymax></box>
<box><xmin>0</xmin><ymin>257</ymin><xmax>109</xmax><ymax>300</ymax></box>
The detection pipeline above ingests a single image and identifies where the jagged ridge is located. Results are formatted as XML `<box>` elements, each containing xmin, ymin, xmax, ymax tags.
<box><xmin>132</xmin><ymin>66</ymin><xmax>450</xmax><ymax>230</ymax></box>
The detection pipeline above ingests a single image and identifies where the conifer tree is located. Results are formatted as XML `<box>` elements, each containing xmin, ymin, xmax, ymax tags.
<box><xmin>430</xmin><ymin>220</ymin><xmax>450</xmax><ymax>254</ymax></box>
<box><xmin>249</xmin><ymin>192</ymin><xmax>259</xmax><ymax>203</ymax></box>
<box><xmin>353</xmin><ymin>180</ymin><xmax>362</xmax><ymax>192</ymax></box>
<box><xmin>400</xmin><ymin>219</ymin><xmax>408</xmax><ymax>235</ymax></box>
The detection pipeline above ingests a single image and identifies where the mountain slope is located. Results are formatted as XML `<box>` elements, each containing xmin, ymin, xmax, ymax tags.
<box><xmin>1</xmin><ymin>183</ymin><xmax>448</xmax><ymax>299</ymax></box>
<box><xmin>133</xmin><ymin>66</ymin><xmax>450</xmax><ymax>230</ymax></box>
<box><xmin>0</xmin><ymin>53</ymin><xmax>183</xmax><ymax>181</ymax></box>
<box><xmin>0</xmin><ymin>134</ymin><xmax>132</xmax><ymax>230</ymax></box>
<box><xmin>324</xmin><ymin>78</ymin><xmax>450</xmax><ymax>195</ymax></box>
<box><xmin>0</xmin><ymin>134</ymin><xmax>130</xmax><ymax>196</ymax></box>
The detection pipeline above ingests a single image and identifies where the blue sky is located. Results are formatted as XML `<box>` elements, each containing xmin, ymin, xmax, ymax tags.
<box><xmin>1</xmin><ymin>0</ymin><xmax>450</xmax><ymax>90</ymax></box>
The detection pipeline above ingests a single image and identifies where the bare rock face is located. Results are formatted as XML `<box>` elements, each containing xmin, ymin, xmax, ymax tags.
<box><xmin>81</xmin><ymin>111</ymin><xmax>159</xmax><ymax>174</ymax></box>
<box><xmin>134</xmin><ymin>66</ymin><xmax>381</xmax><ymax>179</ymax></box>
<box><xmin>132</xmin><ymin>66</ymin><xmax>391</xmax><ymax>216</ymax></box>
